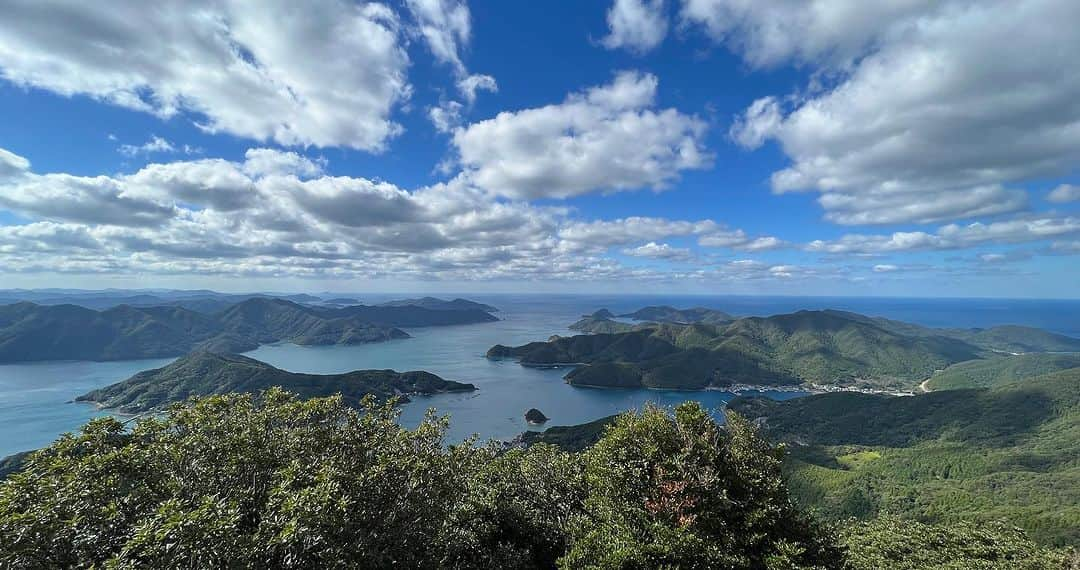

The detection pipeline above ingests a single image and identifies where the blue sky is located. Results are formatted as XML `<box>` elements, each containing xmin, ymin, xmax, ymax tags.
<box><xmin>0</xmin><ymin>0</ymin><xmax>1077</xmax><ymax>297</ymax></box>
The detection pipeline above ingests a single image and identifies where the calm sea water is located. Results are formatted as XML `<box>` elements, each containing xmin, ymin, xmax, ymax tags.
<box><xmin>1</xmin><ymin>294</ymin><xmax>1078</xmax><ymax>458</ymax></box>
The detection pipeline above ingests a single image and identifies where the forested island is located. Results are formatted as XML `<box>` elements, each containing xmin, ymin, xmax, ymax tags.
<box><xmin>0</xmin><ymin>296</ymin><xmax>498</xmax><ymax>363</ymax></box>
<box><xmin>76</xmin><ymin>351</ymin><xmax>475</xmax><ymax>413</ymax></box>
<box><xmin>492</xmin><ymin>307</ymin><xmax>1080</xmax><ymax>390</ymax></box>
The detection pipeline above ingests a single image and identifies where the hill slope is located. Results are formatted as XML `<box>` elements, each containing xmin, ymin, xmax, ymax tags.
<box><xmin>927</xmin><ymin>353</ymin><xmax>1080</xmax><ymax>390</ymax></box>
<box><xmin>0</xmin><ymin>297</ymin><xmax>499</xmax><ymax>362</ymax></box>
<box><xmin>728</xmin><ymin>367</ymin><xmax>1080</xmax><ymax>546</ymax></box>
<box><xmin>76</xmin><ymin>352</ymin><xmax>475</xmax><ymax>413</ymax></box>
<box><xmin>618</xmin><ymin>305</ymin><xmax>734</xmax><ymax>324</ymax></box>
<box><xmin>492</xmin><ymin>310</ymin><xmax>987</xmax><ymax>389</ymax></box>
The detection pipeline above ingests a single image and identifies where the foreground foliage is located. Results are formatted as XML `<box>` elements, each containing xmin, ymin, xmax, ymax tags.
<box><xmin>0</xmin><ymin>391</ymin><xmax>839</xmax><ymax>568</ymax></box>
<box><xmin>1</xmin><ymin>390</ymin><xmax>1071</xmax><ymax>568</ymax></box>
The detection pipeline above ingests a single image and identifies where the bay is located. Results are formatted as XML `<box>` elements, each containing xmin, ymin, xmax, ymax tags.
<box><xmin>2</xmin><ymin>294</ymin><xmax>1078</xmax><ymax>458</ymax></box>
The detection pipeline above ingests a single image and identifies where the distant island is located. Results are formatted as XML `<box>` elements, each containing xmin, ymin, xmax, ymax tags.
<box><xmin>377</xmin><ymin>297</ymin><xmax>499</xmax><ymax>313</ymax></box>
<box><xmin>0</xmin><ymin>296</ymin><xmax>498</xmax><ymax>363</ymax></box>
<box><xmin>728</xmin><ymin>365</ymin><xmax>1080</xmax><ymax>546</ymax></box>
<box><xmin>568</xmin><ymin>305</ymin><xmax>733</xmax><ymax>334</ymax></box>
<box><xmin>492</xmin><ymin>307</ymin><xmax>1080</xmax><ymax>390</ymax></box>
<box><xmin>76</xmin><ymin>351</ymin><xmax>476</xmax><ymax>413</ymax></box>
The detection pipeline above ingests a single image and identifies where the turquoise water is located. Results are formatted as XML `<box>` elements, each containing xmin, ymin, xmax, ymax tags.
<box><xmin>0</xmin><ymin>358</ymin><xmax>173</xmax><ymax>456</ymax></box>
<box><xmin>2</xmin><ymin>294</ymin><xmax>1078</xmax><ymax>457</ymax></box>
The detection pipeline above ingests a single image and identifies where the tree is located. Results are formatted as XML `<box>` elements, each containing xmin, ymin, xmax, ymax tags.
<box><xmin>561</xmin><ymin>402</ymin><xmax>844</xmax><ymax>569</ymax></box>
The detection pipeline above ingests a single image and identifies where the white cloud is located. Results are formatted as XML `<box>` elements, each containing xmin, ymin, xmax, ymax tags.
<box><xmin>1049</xmin><ymin>240</ymin><xmax>1080</xmax><ymax>254</ymax></box>
<box><xmin>697</xmin><ymin>229</ymin><xmax>785</xmax><ymax>251</ymax></box>
<box><xmin>559</xmin><ymin>217</ymin><xmax>717</xmax><ymax>251</ymax></box>
<box><xmin>404</xmin><ymin>0</ymin><xmax>471</xmax><ymax>74</ymax></box>
<box><xmin>712</xmin><ymin>0</ymin><xmax>1080</xmax><ymax>225</ymax></box>
<box><xmin>118</xmin><ymin>135</ymin><xmax>179</xmax><ymax>157</ymax></box>
<box><xmin>1048</xmin><ymin>184</ymin><xmax>1080</xmax><ymax>203</ymax></box>
<box><xmin>601</xmin><ymin>0</ymin><xmax>668</xmax><ymax>54</ymax></box>
<box><xmin>0</xmin><ymin>146</ymin><xmax>762</xmax><ymax>283</ymax></box>
<box><xmin>452</xmin><ymin>71</ymin><xmax>711</xmax><ymax>199</ymax></box>
<box><xmin>872</xmin><ymin>264</ymin><xmax>899</xmax><ymax>273</ymax></box>
<box><xmin>681</xmin><ymin>0</ymin><xmax>936</xmax><ymax>68</ymax></box>
<box><xmin>808</xmin><ymin>215</ymin><xmax>1080</xmax><ymax>254</ymax></box>
<box><xmin>0</xmin><ymin>0</ymin><xmax>410</xmax><ymax>151</ymax></box>
<box><xmin>457</xmin><ymin>74</ymin><xmax>498</xmax><ymax>104</ymax></box>
<box><xmin>429</xmin><ymin>101</ymin><xmax>465</xmax><ymax>133</ymax></box>
<box><xmin>623</xmin><ymin>241</ymin><xmax>692</xmax><ymax>260</ymax></box>
<box><xmin>404</xmin><ymin>0</ymin><xmax>496</xmax><ymax>104</ymax></box>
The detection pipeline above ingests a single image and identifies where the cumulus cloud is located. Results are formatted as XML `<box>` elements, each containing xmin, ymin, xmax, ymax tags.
<box><xmin>0</xmin><ymin>0</ymin><xmax>410</xmax><ymax>151</ymax></box>
<box><xmin>710</xmin><ymin>0</ymin><xmax>1080</xmax><ymax>225</ymax></box>
<box><xmin>452</xmin><ymin>71</ymin><xmax>710</xmax><ymax>199</ymax></box>
<box><xmin>0</xmin><ymin>146</ymin><xmax>800</xmax><ymax>283</ymax></box>
<box><xmin>1048</xmin><ymin>184</ymin><xmax>1080</xmax><ymax>203</ymax></box>
<box><xmin>697</xmin><ymin>230</ymin><xmax>785</xmax><ymax>251</ymax></box>
<box><xmin>601</xmin><ymin>0</ymin><xmax>668</xmax><ymax>54</ymax></box>
<box><xmin>0</xmin><ymin>147</ymin><xmax>809</xmax><ymax>283</ymax></box>
<box><xmin>681</xmin><ymin>0</ymin><xmax>936</xmax><ymax>68</ymax></box>
<box><xmin>808</xmin><ymin>215</ymin><xmax>1080</xmax><ymax>254</ymax></box>
<box><xmin>872</xmin><ymin>264</ymin><xmax>899</xmax><ymax>273</ymax></box>
<box><xmin>623</xmin><ymin>241</ymin><xmax>693</xmax><ymax>261</ymax></box>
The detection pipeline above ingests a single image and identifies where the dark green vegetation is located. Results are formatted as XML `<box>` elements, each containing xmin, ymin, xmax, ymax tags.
<box><xmin>927</xmin><ymin>353</ymin><xmax>1080</xmax><ymax>390</ymax></box>
<box><xmin>498</xmin><ymin>308</ymin><xmax>1080</xmax><ymax>390</ymax></box>
<box><xmin>0</xmin><ymin>451</ymin><xmax>30</xmax><ymax>479</ymax></box>
<box><xmin>75</xmin><ymin>351</ymin><xmax>475</xmax><ymax>413</ymax></box>
<box><xmin>0</xmin><ymin>297</ymin><xmax>498</xmax><ymax>362</ymax></box>
<box><xmin>493</xmin><ymin>310</ymin><xmax>987</xmax><ymax>389</ymax></box>
<box><xmin>729</xmin><ymin>366</ymin><xmax>1080</xmax><ymax>546</ymax></box>
<box><xmin>377</xmin><ymin>296</ymin><xmax>499</xmax><ymax>313</ymax></box>
<box><xmin>841</xmin><ymin>517</ymin><xmax>1073</xmax><ymax>570</ymax></box>
<box><xmin>619</xmin><ymin>305</ymin><xmax>735</xmax><ymax>324</ymax></box>
<box><xmin>824</xmin><ymin>309</ymin><xmax>1080</xmax><ymax>354</ymax></box>
<box><xmin>515</xmin><ymin>415</ymin><xmax>618</xmax><ymax>452</ymax></box>
<box><xmin>0</xmin><ymin>393</ymin><xmax>856</xmax><ymax>569</ymax></box>
<box><xmin>567</xmin><ymin>311</ymin><xmax>639</xmax><ymax>334</ymax></box>
<box><xmin>524</xmin><ymin>408</ymin><xmax>548</xmax><ymax>424</ymax></box>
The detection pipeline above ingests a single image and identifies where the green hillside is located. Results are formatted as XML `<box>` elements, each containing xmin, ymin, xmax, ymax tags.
<box><xmin>618</xmin><ymin>305</ymin><xmax>734</xmax><ymax>324</ymax></box>
<box><xmin>0</xmin><ymin>297</ymin><xmax>500</xmax><ymax>362</ymax></box>
<box><xmin>492</xmin><ymin>310</ymin><xmax>987</xmax><ymax>389</ymax></box>
<box><xmin>927</xmin><ymin>353</ymin><xmax>1080</xmax><ymax>390</ymax></box>
<box><xmin>728</xmin><ymin>366</ymin><xmax>1080</xmax><ymax>546</ymax></box>
<box><xmin>829</xmin><ymin>310</ymin><xmax>1080</xmax><ymax>353</ymax></box>
<box><xmin>76</xmin><ymin>351</ymin><xmax>475</xmax><ymax>413</ymax></box>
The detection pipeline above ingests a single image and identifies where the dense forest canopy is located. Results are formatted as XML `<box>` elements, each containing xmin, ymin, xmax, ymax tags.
<box><xmin>1</xmin><ymin>390</ymin><xmax>1073</xmax><ymax>569</ymax></box>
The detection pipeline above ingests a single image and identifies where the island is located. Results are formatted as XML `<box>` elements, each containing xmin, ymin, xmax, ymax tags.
<box><xmin>0</xmin><ymin>296</ymin><xmax>499</xmax><ymax>363</ymax></box>
<box><xmin>376</xmin><ymin>297</ymin><xmax>498</xmax><ymax>313</ymax></box>
<box><xmin>75</xmin><ymin>351</ymin><xmax>476</xmax><ymax>413</ymax></box>
<box><xmin>492</xmin><ymin>308</ymin><xmax>1080</xmax><ymax>391</ymax></box>
<box><xmin>524</xmin><ymin>408</ymin><xmax>549</xmax><ymax>424</ymax></box>
<box><xmin>568</xmin><ymin>306</ymin><xmax>734</xmax><ymax>333</ymax></box>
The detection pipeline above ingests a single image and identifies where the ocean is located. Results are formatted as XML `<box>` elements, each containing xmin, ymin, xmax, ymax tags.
<box><xmin>1</xmin><ymin>294</ymin><xmax>1078</xmax><ymax>458</ymax></box>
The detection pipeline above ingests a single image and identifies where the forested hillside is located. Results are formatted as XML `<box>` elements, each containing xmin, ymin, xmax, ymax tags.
<box><xmin>729</xmin><ymin>367</ymin><xmax>1080</xmax><ymax>546</ymax></box>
